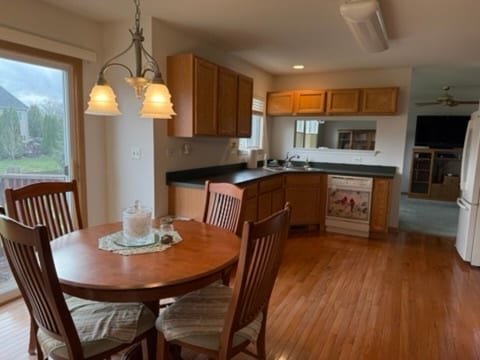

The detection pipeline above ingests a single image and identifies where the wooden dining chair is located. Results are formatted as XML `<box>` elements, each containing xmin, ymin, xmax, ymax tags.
<box><xmin>202</xmin><ymin>180</ymin><xmax>245</xmax><ymax>237</ymax></box>
<box><xmin>4</xmin><ymin>180</ymin><xmax>83</xmax><ymax>355</ymax></box>
<box><xmin>156</xmin><ymin>203</ymin><xmax>291</xmax><ymax>360</ymax></box>
<box><xmin>4</xmin><ymin>179</ymin><xmax>83</xmax><ymax>241</ymax></box>
<box><xmin>201</xmin><ymin>180</ymin><xmax>246</xmax><ymax>285</ymax></box>
<box><xmin>0</xmin><ymin>214</ymin><xmax>156</xmax><ymax>360</ymax></box>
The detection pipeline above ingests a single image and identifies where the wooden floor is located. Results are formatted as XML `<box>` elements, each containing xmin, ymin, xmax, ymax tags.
<box><xmin>2</xmin><ymin>229</ymin><xmax>480</xmax><ymax>360</ymax></box>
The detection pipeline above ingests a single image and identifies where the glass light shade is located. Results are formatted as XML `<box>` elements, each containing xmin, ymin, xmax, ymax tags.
<box><xmin>140</xmin><ymin>83</ymin><xmax>176</xmax><ymax>119</ymax></box>
<box><xmin>85</xmin><ymin>84</ymin><xmax>121</xmax><ymax>116</ymax></box>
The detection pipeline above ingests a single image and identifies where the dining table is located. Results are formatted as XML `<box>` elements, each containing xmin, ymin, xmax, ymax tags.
<box><xmin>51</xmin><ymin>218</ymin><xmax>241</xmax><ymax>314</ymax></box>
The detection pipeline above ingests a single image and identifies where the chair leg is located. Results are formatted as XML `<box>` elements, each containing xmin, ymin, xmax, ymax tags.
<box><xmin>28</xmin><ymin>319</ymin><xmax>37</xmax><ymax>355</ymax></box>
<box><xmin>156</xmin><ymin>333</ymin><xmax>170</xmax><ymax>360</ymax></box>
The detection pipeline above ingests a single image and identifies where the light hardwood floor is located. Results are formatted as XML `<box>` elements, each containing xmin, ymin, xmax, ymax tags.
<box><xmin>2</xmin><ymin>229</ymin><xmax>480</xmax><ymax>359</ymax></box>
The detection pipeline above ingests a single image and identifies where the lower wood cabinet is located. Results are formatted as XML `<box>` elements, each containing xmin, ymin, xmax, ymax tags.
<box><xmin>168</xmin><ymin>172</ymin><xmax>391</xmax><ymax>234</ymax></box>
<box><xmin>370</xmin><ymin>178</ymin><xmax>391</xmax><ymax>234</ymax></box>
<box><xmin>284</xmin><ymin>173</ymin><xmax>326</xmax><ymax>226</ymax></box>
<box><xmin>257</xmin><ymin>176</ymin><xmax>284</xmax><ymax>220</ymax></box>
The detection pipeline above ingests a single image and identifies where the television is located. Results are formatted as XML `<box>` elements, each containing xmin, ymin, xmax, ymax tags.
<box><xmin>414</xmin><ymin>115</ymin><xmax>470</xmax><ymax>148</ymax></box>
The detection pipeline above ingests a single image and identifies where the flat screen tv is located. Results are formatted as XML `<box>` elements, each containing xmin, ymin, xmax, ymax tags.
<box><xmin>414</xmin><ymin>115</ymin><xmax>470</xmax><ymax>148</ymax></box>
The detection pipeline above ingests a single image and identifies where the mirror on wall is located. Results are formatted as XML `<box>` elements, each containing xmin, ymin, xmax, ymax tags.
<box><xmin>294</xmin><ymin>119</ymin><xmax>377</xmax><ymax>150</ymax></box>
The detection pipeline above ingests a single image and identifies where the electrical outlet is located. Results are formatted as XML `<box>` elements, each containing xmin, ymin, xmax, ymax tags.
<box><xmin>131</xmin><ymin>146</ymin><xmax>142</xmax><ymax>160</ymax></box>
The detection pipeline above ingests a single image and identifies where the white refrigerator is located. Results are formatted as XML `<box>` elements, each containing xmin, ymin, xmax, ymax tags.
<box><xmin>456</xmin><ymin>111</ymin><xmax>480</xmax><ymax>265</ymax></box>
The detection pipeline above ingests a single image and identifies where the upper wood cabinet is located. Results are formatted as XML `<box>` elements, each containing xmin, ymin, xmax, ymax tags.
<box><xmin>294</xmin><ymin>90</ymin><xmax>326</xmax><ymax>114</ymax></box>
<box><xmin>267</xmin><ymin>87</ymin><xmax>398</xmax><ymax>116</ymax></box>
<box><xmin>266</xmin><ymin>91</ymin><xmax>295</xmax><ymax>115</ymax></box>
<box><xmin>237</xmin><ymin>75</ymin><xmax>254</xmax><ymax>137</ymax></box>
<box><xmin>361</xmin><ymin>87</ymin><xmax>398</xmax><ymax>114</ymax></box>
<box><xmin>167</xmin><ymin>53</ymin><xmax>253</xmax><ymax>137</ymax></box>
<box><xmin>326</xmin><ymin>89</ymin><xmax>361</xmax><ymax>114</ymax></box>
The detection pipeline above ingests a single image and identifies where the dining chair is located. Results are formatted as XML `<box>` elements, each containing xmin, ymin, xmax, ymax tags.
<box><xmin>202</xmin><ymin>180</ymin><xmax>245</xmax><ymax>237</ymax></box>
<box><xmin>4</xmin><ymin>179</ymin><xmax>83</xmax><ymax>355</ymax></box>
<box><xmin>202</xmin><ymin>180</ymin><xmax>245</xmax><ymax>285</ymax></box>
<box><xmin>4</xmin><ymin>179</ymin><xmax>83</xmax><ymax>241</ymax></box>
<box><xmin>155</xmin><ymin>203</ymin><xmax>291</xmax><ymax>360</ymax></box>
<box><xmin>0</xmin><ymin>214</ymin><xmax>156</xmax><ymax>360</ymax></box>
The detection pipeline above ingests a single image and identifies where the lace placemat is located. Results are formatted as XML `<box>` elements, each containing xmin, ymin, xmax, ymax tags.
<box><xmin>98</xmin><ymin>230</ymin><xmax>182</xmax><ymax>256</ymax></box>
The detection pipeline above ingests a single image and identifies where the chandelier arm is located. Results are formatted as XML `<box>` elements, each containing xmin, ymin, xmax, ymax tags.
<box><xmin>140</xmin><ymin>47</ymin><xmax>165</xmax><ymax>83</ymax></box>
<box><xmin>98</xmin><ymin>40</ymin><xmax>136</xmax><ymax>76</ymax></box>
<box><xmin>101</xmin><ymin>63</ymin><xmax>134</xmax><ymax>78</ymax></box>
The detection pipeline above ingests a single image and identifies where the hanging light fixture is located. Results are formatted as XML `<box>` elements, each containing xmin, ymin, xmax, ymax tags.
<box><xmin>85</xmin><ymin>0</ymin><xmax>175</xmax><ymax>119</ymax></box>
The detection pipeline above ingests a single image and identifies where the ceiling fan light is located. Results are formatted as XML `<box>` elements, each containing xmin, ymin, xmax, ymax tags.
<box><xmin>85</xmin><ymin>84</ymin><xmax>121</xmax><ymax>116</ymax></box>
<box><xmin>140</xmin><ymin>83</ymin><xmax>176</xmax><ymax>119</ymax></box>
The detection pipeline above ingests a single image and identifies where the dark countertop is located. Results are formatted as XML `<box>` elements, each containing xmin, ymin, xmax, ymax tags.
<box><xmin>166</xmin><ymin>162</ymin><xmax>396</xmax><ymax>189</ymax></box>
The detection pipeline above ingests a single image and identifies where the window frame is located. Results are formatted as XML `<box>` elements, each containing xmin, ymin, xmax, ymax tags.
<box><xmin>0</xmin><ymin>39</ymin><xmax>87</xmax><ymax>223</ymax></box>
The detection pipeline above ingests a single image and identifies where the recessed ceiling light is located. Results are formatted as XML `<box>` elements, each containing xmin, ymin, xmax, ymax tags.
<box><xmin>292</xmin><ymin>64</ymin><xmax>304</xmax><ymax>70</ymax></box>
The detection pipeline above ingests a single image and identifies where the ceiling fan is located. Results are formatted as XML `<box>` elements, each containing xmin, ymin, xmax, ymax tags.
<box><xmin>415</xmin><ymin>85</ymin><xmax>479</xmax><ymax>107</ymax></box>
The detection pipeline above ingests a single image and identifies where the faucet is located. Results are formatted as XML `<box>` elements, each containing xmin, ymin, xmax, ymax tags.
<box><xmin>284</xmin><ymin>152</ymin><xmax>300</xmax><ymax>168</ymax></box>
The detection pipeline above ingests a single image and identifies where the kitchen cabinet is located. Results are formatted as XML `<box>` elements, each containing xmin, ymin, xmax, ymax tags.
<box><xmin>267</xmin><ymin>87</ymin><xmax>398</xmax><ymax>116</ymax></box>
<box><xmin>266</xmin><ymin>90</ymin><xmax>325</xmax><ymax>116</ymax></box>
<box><xmin>326</xmin><ymin>89</ymin><xmax>361</xmax><ymax>114</ymax></box>
<box><xmin>361</xmin><ymin>87</ymin><xmax>398</xmax><ymax>114</ymax></box>
<box><xmin>237</xmin><ymin>75</ymin><xmax>254</xmax><ymax>137</ymax></box>
<box><xmin>409</xmin><ymin>148</ymin><xmax>461</xmax><ymax>201</ymax></box>
<box><xmin>370</xmin><ymin>178</ymin><xmax>391</xmax><ymax>234</ymax></box>
<box><xmin>243</xmin><ymin>182</ymin><xmax>258</xmax><ymax>222</ymax></box>
<box><xmin>168</xmin><ymin>171</ymin><xmax>391</xmax><ymax>235</ymax></box>
<box><xmin>266</xmin><ymin>91</ymin><xmax>295</xmax><ymax>115</ymax></box>
<box><xmin>167</xmin><ymin>53</ymin><xmax>253</xmax><ymax>137</ymax></box>
<box><xmin>284</xmin><ymin>173</ymin><xmax>326</xmax><ymax>226</ymax></box>
<box><xmin>294</xmin><ymin>90</ymin><xmax>326</xmax><ymax>114</ymax></box>
<box><xmin>257</xmin><ymin>176</ymin><xmax>284</xmax><ymax>220</ymax></box>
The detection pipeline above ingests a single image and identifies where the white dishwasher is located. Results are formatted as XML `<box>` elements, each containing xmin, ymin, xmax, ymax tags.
<box><xmin>325</xmin><ymin>175</ymin><xmax>373</xmax><ymax>238</ymax></box>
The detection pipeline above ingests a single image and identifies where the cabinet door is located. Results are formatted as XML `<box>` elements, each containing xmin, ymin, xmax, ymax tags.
<box><xmin>242</xmin><ymin>182</ymin><xmax>258</xmax><ymax>222</ymax></box>
<box><xmin>258</xmin><ymin>192</ymin><xmax>272</xmax><ymax>220</ymax></box>
<box><xmin>237</xmin><ymin>75</ymin><xmax>253</xmax><ymax>137</ymax></box>
<box><xmin>294</xmin><ymin>90</ymin><xmax>326</xmax><ymax>114</ymax></box>
<box><xmin>217</xmin><ymin>67</ymin><xmax>237</xmax><ymax>137</ymax></box>
<box><xmin>194</xmin><ymin>58</ymin><xmax>217</xmax><ymax>135</ymax></box>
<box><xmin>326</xmin><ymin>89</ymin><xmax>360</xmax><ymax>114</ymax></box>
<box><xmin>284</xmin><ymin>174</ymin><xmax>323</xmax><ymax>225</ymax></box>
<box><xmin>267</xmin><ymin>91</ymin><xmax>295</xmax><ymax>115</ymax></box>
<box><xmin>370</xmin><ymin>178</ymin><xmax>391</xmax><ymax>233</ymax></box>
<box><xmin>361</xmin><ymin>87</ymin><xmax>398</xmax><ymax>114</ymax></box>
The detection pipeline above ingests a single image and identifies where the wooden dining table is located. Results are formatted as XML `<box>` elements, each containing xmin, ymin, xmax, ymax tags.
<box><xmin>51</xmin><ymin>219</ymin><xmax>241</xmax><ymax>313</ymax></box>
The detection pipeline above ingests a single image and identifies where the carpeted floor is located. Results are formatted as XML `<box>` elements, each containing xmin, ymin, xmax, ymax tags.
<box><xmin>399</xmin><ymin>194</ymin><xmax>459</xmax><ymax>237</ymax></box>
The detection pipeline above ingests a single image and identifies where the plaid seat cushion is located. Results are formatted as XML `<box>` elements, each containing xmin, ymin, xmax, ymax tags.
<box><xmin>156</xmin><ymin>282</ymin><xmax>262</xmax><ymax>350</ymax></box>
<box><xmin>37</xmin><ymin>296</ymin><xmax>154</xmax><ymax>358</ymax></box>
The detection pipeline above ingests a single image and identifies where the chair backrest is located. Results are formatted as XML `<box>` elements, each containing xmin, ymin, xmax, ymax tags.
<box><xmin>0</xmin><ymin>214</ymin><xmax>84</xmax><ymax>358</ymax></box>
<box><xmin>4</xmin><ymin>180</ymin><xmax>83</xmax><ymax>241</ymax></box>
<box><xmin>221</xmin><ymin>203</ymin><xmax>291</xmax><ymax>353</ymax></box>
<box><xmin>202</xmin><ymin>180</ymin><xmax>245</xmax><ymax>236</ymax></box>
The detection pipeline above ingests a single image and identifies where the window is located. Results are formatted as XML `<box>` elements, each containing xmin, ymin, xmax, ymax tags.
<box><xmin>239</xmin><ymin>98</ymin><xmax>264</xmax><ymax>150</ymax></box>
<box><xmin>0</xmin><ymin>40</ymin><xmax>85</xmax><ymax>304</ymax></box>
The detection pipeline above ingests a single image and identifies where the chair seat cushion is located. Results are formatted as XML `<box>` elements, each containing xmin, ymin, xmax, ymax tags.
<box><xmin>37</xmin><ymin>296</ymin><xmax>155</xmax><ymax>358</ymax></box>
<box><xmin>156</xmin><ymin>283</ymin><xmax>262</xmax><ymax>350</ymax></box>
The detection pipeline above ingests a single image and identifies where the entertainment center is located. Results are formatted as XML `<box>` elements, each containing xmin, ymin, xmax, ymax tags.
<box><xmin>408</xmin><ymin>114</ymin><xmax>468</xmax><ymax>201</ymax></box>
<box><xmin>409</xmin><ymin>148</ymin><xmax>461</xmax><ymax>201</ymax></box>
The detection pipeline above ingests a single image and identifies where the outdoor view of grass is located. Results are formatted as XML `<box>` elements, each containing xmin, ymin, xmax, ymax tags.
<box><xmin>0</xmin><ymin>156</ymin><xmax>63</xmax><ymax>174</ymax></box>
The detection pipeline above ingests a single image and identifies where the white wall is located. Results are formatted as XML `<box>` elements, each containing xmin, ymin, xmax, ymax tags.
<box><xmin>271</xmin><ymin>68</ymin><xmax>412</xmax><ymax>228</ymax></box>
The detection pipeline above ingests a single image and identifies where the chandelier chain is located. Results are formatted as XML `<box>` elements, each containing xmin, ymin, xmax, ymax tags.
<box><xmin>134</xmin><ymin>0</ymin><xmax>141</xmax><ymax>31</ymax></box>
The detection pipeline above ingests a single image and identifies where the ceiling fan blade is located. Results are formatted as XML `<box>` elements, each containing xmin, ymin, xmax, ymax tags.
<box><xmin>415</xmin><ymin>101</ymin><xmax>441</xmax><ymax>106</ymax></box>
<box><xmin>453</xmin><ymin>100</ymin><xmax>478</xmax><ymax>105</ymax></box>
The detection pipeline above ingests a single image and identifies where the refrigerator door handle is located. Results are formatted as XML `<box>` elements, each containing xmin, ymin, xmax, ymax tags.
<box><xmin>457</xmin><ymin>197</ymin><xmax>470</xmax><ymax>210</ymax></box>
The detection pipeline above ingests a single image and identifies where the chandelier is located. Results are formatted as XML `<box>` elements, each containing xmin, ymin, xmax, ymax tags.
<box><xmin>85</xmin><ymin>0</ymin><xmax>175</xmax><ymax>119</ymax></box>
